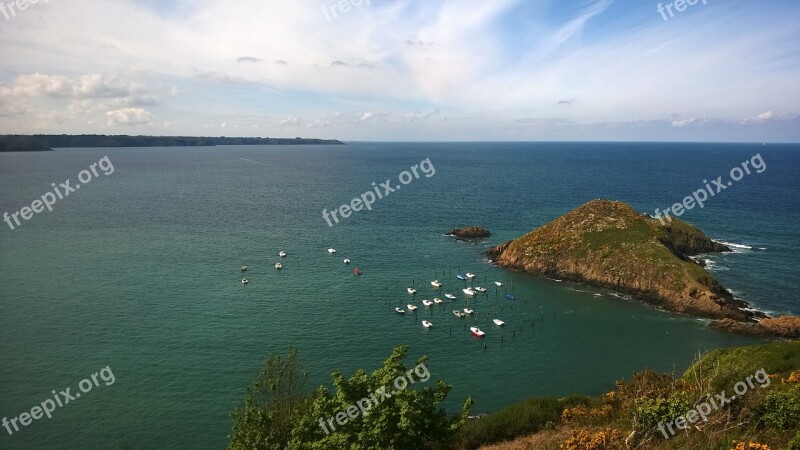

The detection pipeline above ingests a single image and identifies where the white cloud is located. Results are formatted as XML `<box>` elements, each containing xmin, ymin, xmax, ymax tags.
<box><xmin>106</xmin><ymin>107</ymin><xmax>154</xmax><ymax>126</ymax></box>
<box><xmin>0</xmin><ymin>73</ymin><xmax>142</xmax><ymax>99</ymax></box>
<box><xmin>741</xmin><ymin>111</ymin><xmax>798</xmax><ymax>124</ymax></box>
<box><xmin>671</xmin><ymin>117</ymin><xmax>711</xmax><ymax>128</ymax></box>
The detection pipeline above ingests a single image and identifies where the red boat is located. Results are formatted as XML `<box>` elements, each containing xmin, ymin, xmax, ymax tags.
<box><xmin>353</xmin><ymin>268</ymin><xmax>362</xmax><ymax>275</ymax></box>
<box><xmin>470</xmin><ymin>326</ymin><xmax>485</xmax><ymax>338</ymax></box>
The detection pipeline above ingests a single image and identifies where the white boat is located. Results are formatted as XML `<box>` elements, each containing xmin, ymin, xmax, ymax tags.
<box><xmin>494</xmin><ymin>281</ymin><xmax>503</xmax><ymax>287</ymax></box>
<box><xmin>444</xmin><ymin>293</ymin><xmax>457</xmax><ymax>300</ymax></box>
<box><xmin>275</xmin><ymin>263</ymin><xmax>282</xmax><ymax>270</ymax></box>
<box><xmin>470</xmin><ymin>326</ymin><xmax>485</xmax><ymax>338</ymax></box>
<box><xmin>422</xmin><ymin>320</ymin><xmax>433</xmax><ymax>328</ymax></box>
<box><xmin>407</xmin><ymin>304</ymin><xmax>418</xmax><ymax>311</ymax></box>
<box><xmin>240</xmin><ymin>265</ymin><xmax>248</xmax><ymax>272</ymax></box>
<box><xmin>241</xmin><ymin>278</ymin><xmax>249</xmax><ymax>285</ymax></box>
<box><xmin>343</xmin><ymin>258</ymin><xmax>351</xmax><ymax>264</ymax></box>
<box><xmin>395</xmin><ymin>307</ymin><xmax>405</xmax><ymax>314</ymax></box>
<box><xmin>462</xmin><ymin>288</ymin><xmax>476</xmax><ymax>296</ymax></box>
<box><xmin>456</xmin><ymin>274</ymin><xmax>466</xmax><ymax>280</ymax></box>
<box><xmin>474</xmin><ymin>286</ymin><xmax>487</xmax><ymax>293</ymax></box>
<box><xmin>327</xmin><ymin>248</ymin><xmax>336</xmax><ymax>254</ymax></box>
<box><xmin>493</xmin><ymin>319</ymin><xmax>505</xmax><ymax>327</ymax></box>
<box><xmin>407</xmin><ymin>288</ymin><xmax>417</xmax><ymax>295</ymax></box>
<box><xmin>279</xmin><ymin>251</ymin><xmax>286</xmax><ymax>258</ymax></box>
<box><xmin>433</xmin><ymin>298</ymin><xmax>443</xmax><ymax>304</ymax></box>
<box><xmin>422</xmin><ymin>299</ymin><xmax>433</xmax><ymax>307</ymax></box>
<box><xmin>431</xmin><ymin>280</ymin><xmax>442</xmax><ymax>288</ymax></box>
<box><xmin>453</xmin><ymin>310</ymin><xmax>465</xmax><ymax>318</ymax></box>
<box><xmin>463</xmin><ymin>308</ymin><xmax>474</xmax><ymax>314</ymax></box>
<box><xmin>465</xmin><ymin>272</ymin><xmax>476</xmax><ymax>279</ymax></box>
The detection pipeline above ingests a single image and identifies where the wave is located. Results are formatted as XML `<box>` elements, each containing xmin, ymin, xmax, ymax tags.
<box><xmin>726</xmin><ymin>288</ymin><xmax>743</xmax><ymax>297</ymax></box>
<box><xmin>704</xmin><ymin>259</ymin><xmax>728</xmax><ymax>271</ymax></box>
<box><xmin>716</xmin><ymin>240</ymin><xmax>753</xmax><ymax>250</ymax></box>
<box><xmin>738</xmin><ymin>305</ymin><xmax>785</xmax><ymax>318</ymax></box>
<box><xmin>568</xmin><ymin>288</ymin><xmax>592</xmax><ymax>294</ymax></box>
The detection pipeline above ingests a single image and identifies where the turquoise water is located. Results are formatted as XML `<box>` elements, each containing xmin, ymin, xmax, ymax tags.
<box><xmin>1</xmin><ymin>143</ymin><xmax>797</xmax><ymax>449</ymax></box>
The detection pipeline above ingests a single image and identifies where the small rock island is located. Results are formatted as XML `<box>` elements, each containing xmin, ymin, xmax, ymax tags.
<box><xmin>487</xmin><ymin>199</ymin><xmax>799</xmax><ymax>339</ymax></box>
<box><xmin>447</xmin><ymin>226</ymin><xmax>492</xmax><ymax>239</ymax></box>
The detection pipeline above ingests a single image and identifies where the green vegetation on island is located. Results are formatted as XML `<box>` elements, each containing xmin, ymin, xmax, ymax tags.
<box><xmin>0</xmin><ymin>134</ymin><xmax>344</xmax><ymax>151</ymax></box>
<box><xmin>487</xmin><ymin>199</ymin><xmax>800</xmax><ymax>339</ymax></box>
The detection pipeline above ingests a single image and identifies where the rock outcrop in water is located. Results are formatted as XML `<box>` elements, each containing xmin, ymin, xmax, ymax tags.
<box><xmin>711</xmin><ymin>316</ymin><xmax>800</xmax><ymax>339</ymax></box>
<box><xmin>487</xmin><ymin>199</ymin><xmax>799</xmax><ymax>339</ymax></box>
<box><xmin>447</xmin><ymin>226</ymin><xmax>491</xmax><ymax>239</ymax></box>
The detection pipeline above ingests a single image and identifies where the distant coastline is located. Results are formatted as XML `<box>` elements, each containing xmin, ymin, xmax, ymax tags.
<box><xmin>0</xmin><ymin>134</ymin><xmax>344</xmax><ymax>152</ymax></box>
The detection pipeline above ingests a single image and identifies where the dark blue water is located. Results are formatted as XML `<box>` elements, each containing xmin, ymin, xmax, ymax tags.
<box><xmin>0</xmin><ymin>142</ymin><xmax>797</xmax><ymax>449</ymax></box>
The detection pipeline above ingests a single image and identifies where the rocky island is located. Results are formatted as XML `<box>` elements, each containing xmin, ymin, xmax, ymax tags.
<box><xmin>487</xmin><ymin>199</ymin><xmax>800</xmax><ymax>339</ymax></box>
<box><xmin>447</xmin><ymin>226</ymin><xmax>492</xmax><ymax>239</ymax></box>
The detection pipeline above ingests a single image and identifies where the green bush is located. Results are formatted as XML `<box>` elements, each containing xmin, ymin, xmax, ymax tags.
<box><xmin>760</xmin><ymin>387</ymin><xmax>800</xmax><ymax>429</ymax></box>
<box><xmin>633</xmin><ymin>391</ymin><xmax>694</xmax><ymax>435</ymax></box>
<box><xmin>788</xmin><ymin>430</ymin><xmax>800</xmax><ymax>450</ymax></box>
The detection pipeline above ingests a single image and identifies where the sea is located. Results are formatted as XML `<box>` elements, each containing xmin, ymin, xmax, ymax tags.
<box><xmin>1</xmin><ymin>142</ymin><xmax>798</xmax><ymax>449</ymax></box>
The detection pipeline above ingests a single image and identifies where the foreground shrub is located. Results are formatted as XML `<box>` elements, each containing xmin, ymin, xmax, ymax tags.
<box><xmin>633</xmin><ymin>391</ymin><xmax>694</xmax><ymax>434</ymax></box>
<box><xmin>760</xmin><ymin>387</ymin><xmax>800</xmax><ymax>429</ymax></box>
<box><xmin>730</xmin><ymin>440</ymin><xmax>771</xmax><ymax>450</ymax></box>
<box><xmin>560</xmin><ymin>428</ymin><xmax>624</xmax><ymax>450</ymax></box>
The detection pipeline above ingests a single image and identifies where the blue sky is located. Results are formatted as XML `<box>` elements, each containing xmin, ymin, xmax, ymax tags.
<box><xmin>0</xmin><ymin>0</ymin><xmax>798</xmax><ymax>141</ymax></box>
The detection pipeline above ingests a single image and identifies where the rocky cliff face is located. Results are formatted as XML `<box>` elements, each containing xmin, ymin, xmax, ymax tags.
<box><xmin>486</xmin><ymin>200</ymin><xmax>755</xmax><ymax>322</ymax></box>
<box><xmin>661</xmin><ymin>221</ymin><xmax>732</xmax><ymax>256</ymax></box>
<box><xmin>711</xmin><ymin>316</ymin><xmax>800</xmax><ymax>339</ymax></box>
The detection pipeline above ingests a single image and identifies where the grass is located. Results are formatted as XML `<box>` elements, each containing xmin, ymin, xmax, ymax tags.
<box><xmin>683</xmin><ymin>342</ymin><xmax>800</xmax><ymax>392</ymax></box>
<box><xmin>581</xmin><ymin>220</ymin><xmax>654</xmax><ymax>252</ymax></box>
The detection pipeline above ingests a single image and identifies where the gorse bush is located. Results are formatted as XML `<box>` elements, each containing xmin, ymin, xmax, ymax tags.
<box><xmin>560</xmin><ymin>428</ymin><xmax>624</xmax><ymax>450</ymax></box>
<box><xmin>632</xmin><ymin>392</ymin><xmax>694</xmax><ymax>434</ymax></box>
<box><xmin>760</xmin><ymin>386</ymin><xmax>800</xmax><ymax>429</ymax></box>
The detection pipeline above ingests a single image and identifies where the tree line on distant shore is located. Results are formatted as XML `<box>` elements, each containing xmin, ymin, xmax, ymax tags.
<box><xmin>0</xmin><ymin>135</ymin><xmax>344</xmax><ymax>151</ymax></box>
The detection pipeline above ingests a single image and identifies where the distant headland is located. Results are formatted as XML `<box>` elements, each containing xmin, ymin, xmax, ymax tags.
<box><xmin>486</xmin><ymin>199</ymin><xmax>800</xmax><ymax>339</ymax></box>
<box><xmin>0</xmin><ymin>134</ymin><xmax>345</xmax><ymax>152</ymax></box>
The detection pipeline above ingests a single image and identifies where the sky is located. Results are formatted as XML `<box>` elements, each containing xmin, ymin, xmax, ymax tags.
<box><xmin>0</xmin><ymin>0</ymin><xmax>798</xmax><ymax>142</ymax></box>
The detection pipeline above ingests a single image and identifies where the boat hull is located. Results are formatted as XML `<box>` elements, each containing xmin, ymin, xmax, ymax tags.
<box><xmin>470</xmin><ymin>327</ymin><xmax>485</xmax><ymax>338</ymax></box>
